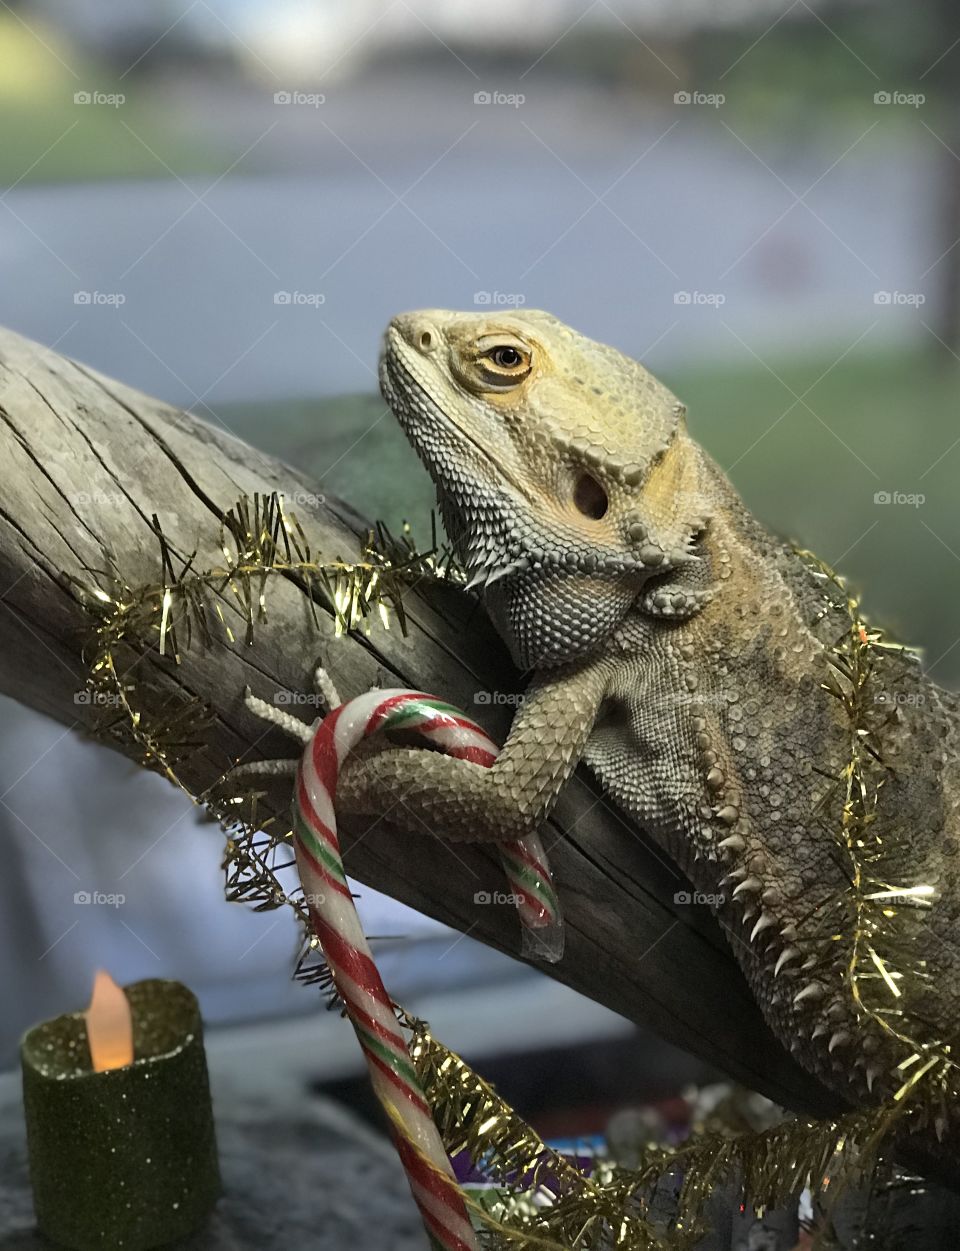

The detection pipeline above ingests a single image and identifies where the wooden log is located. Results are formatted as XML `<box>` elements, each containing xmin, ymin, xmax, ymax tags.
<box><xmin>0</xmin><ymin>324</ymin><xmax>839</xmax><ymax>1117</ymax></box>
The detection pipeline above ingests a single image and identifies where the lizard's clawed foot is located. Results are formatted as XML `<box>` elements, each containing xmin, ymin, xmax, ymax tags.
<box><xmin>229</xmin><ymin>685</ymin><xmax>312</xmax><ymax>786</ymax></box>
<box><xmin>228</xmin><ymin>758</ymin><xmax>298</xmax><ymax>782</ymax></box>
<box><xmin>242</xmin><ymin>685</ymin><xmax>314</xmax><ymax>743</ymax></box>
<box><xmin>312</xmin><ymin>662</ymin><xmax>342</xmax><ymax>711</ymax></box>
<box><xmin>235</xmin><ymin>664</ymin><xmax>343</xmax><ymax>783</ymax></box>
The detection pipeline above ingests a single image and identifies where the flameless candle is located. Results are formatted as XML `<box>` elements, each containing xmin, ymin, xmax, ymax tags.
<box><xmin>21</xmin><ymin>973</ymin><xmax>219</xmax><ymax>1250</ymax></box>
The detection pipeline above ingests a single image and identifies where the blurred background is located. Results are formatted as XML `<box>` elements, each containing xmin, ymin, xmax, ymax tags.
<box><xmin>0</xmin><ymin>0</ymin><xmax>957</xmax><ymax>1174</ymax></box>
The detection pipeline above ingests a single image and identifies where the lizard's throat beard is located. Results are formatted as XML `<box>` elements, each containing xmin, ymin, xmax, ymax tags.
<box><xmin>483</xmin><ymin>568</ymin><xmax>639</xmax><ymax>669</ymax></box>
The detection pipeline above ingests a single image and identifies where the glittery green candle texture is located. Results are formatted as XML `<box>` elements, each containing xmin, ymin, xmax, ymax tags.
<box><xmin>21</xmin><ymin>978</ymin><xmax>220</xmax><ymax>1249</ymax></box>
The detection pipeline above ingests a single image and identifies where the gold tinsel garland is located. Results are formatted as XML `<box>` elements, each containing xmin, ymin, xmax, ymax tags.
<box><xmin>72</xmin><ymin>494</ymin><xmax>956</xmax><ymax>1248</ymax></box>
<box><xmin>796</xmin><ymin>552</ymin><xmax>957</xmax><ymax>1121</ymax></box>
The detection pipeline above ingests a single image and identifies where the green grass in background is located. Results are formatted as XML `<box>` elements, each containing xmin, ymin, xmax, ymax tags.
<box><xmin>0</xmin><ymin>16</ymin><xmax>230</xmax><ymax>186</ymax></box>
<box><xmin>671</xmin><ymin>352</ymin><xmax>960</xmax><ymax>687</ymax></box>
<box><xmin>0</xmin><ymin>99</ymin><xmax>221</xmax><ymax>185</ymax></box>
<box><xmin>219</xmin><ymin>392</ymin><xmax>428</xmax><ymax>531</ymax></box>
<box><xmin>217</xmin><ymin>349</ymin><xmax>960</xmax><ymax>689</ymax></box>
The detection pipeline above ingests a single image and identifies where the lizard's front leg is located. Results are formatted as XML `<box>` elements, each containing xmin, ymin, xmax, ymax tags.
<box><xmin>335</xmin><ymin>656</ymin><xmax>611</xmax><ymax>842</ymax></box>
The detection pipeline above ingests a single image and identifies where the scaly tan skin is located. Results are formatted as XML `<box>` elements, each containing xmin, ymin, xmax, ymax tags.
<box><xmin>337</xmin><ymin>308</ymin><xmax>960</xmax><ymax>1124</ymax></box>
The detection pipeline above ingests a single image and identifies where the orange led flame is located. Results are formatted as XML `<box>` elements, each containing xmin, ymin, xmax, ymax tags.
<box><xmin>84</xmin><ymin>970</ymin><xmax>134</xmax><ymax>1072</ymax></box>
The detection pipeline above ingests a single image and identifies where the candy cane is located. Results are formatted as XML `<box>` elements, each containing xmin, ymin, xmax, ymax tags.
<box><xmin>499</xmin><ymin>837</ymin><xmax>562</xmax><ymax>960</ymax></box>
<box><xmin>292</xmin><ymin>689</ymin><xmax>562</xmax><ymax>1250</ymax></box>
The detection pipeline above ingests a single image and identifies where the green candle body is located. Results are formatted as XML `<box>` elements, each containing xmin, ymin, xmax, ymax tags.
<box><xmin>21</xmin><ymin>979</ymin><xmax>220</xmax><ymax>1250</ymax></box>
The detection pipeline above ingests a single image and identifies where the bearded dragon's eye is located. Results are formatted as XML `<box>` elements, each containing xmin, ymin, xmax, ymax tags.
<box><xmin>472</xmin><ymin>341</ymin><xmax>533</xmax><ymax>390</ymax></box>
<box><xmin>482</xmin><ymin>344</ymin><xmax>531</xmax><ymax>373</ymax></box>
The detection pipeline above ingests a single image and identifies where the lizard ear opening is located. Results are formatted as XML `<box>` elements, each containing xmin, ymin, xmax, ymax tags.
<box><xmin>573</xmin><ymin>473</ymin><xmax>608</xmax><ymax>520</ymax></box>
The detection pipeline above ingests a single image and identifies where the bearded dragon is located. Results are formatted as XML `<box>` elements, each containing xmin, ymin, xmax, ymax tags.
<box><xmin>332</xmin><ymin>308</ymin><xmax>960</xmax><ymax>1133</ymax></box>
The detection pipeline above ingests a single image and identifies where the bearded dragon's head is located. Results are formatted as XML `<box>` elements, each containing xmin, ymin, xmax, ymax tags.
<box><xmin>380</xmin><ymin>308</ymin><xmax>712</xmax><ymax>669</ymax></box>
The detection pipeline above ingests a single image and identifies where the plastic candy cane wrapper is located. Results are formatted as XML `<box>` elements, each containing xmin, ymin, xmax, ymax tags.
<box><xmin>292</xmin><ymin>688</ymin><xmax>564</xmax><ymax>1251</ymax></box>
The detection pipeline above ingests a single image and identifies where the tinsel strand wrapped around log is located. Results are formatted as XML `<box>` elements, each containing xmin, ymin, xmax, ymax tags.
<box><xmin>69</xmin><ymin>492</ymin><xmax>957</xmax><ymax>1248</ymax></box>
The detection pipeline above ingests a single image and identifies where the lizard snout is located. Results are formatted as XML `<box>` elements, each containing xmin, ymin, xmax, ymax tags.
<box><xmin>388</xmin><ymin>311</ymin><xmax>441</xmax><ymax>356</ymax></box>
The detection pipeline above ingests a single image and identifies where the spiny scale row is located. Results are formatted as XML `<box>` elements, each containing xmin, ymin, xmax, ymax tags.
<box><xmin>718</xmin><ymin>856</ymin><xmax>886</xmax><ymax>1092</ymax></box>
